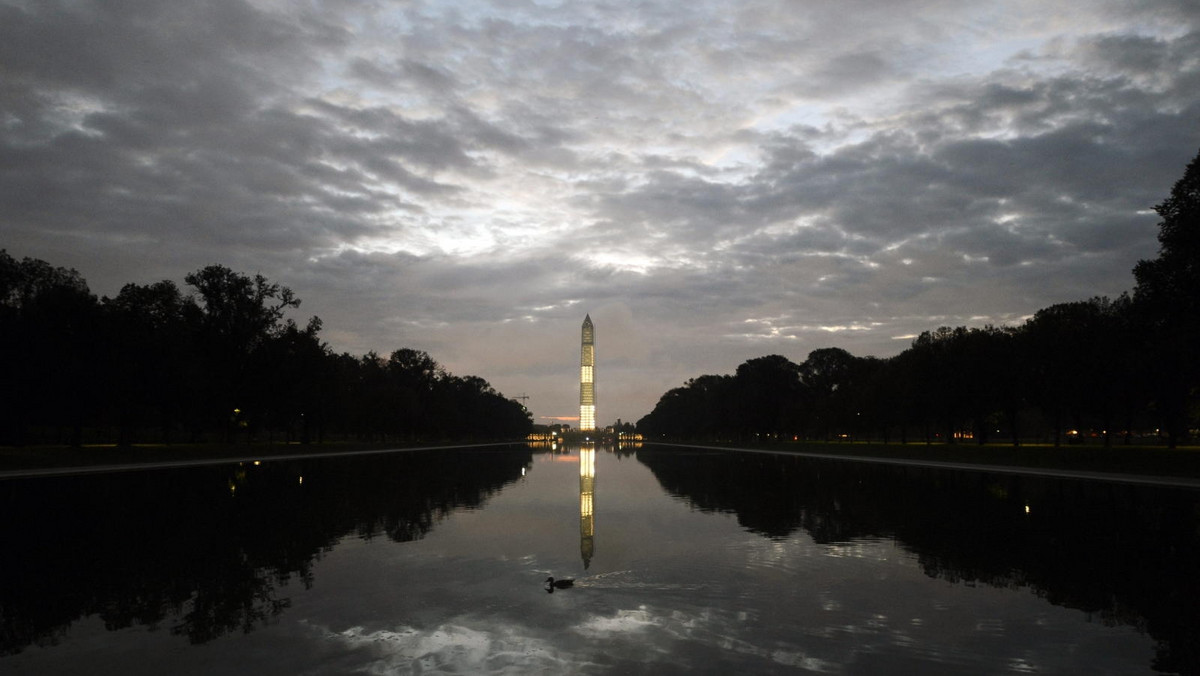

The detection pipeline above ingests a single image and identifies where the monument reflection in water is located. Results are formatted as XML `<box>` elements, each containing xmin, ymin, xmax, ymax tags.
<box><xmin>579</xmin><ymin>442</ymin><xmax>595</xmax><ymax>569</ymax></box>
<box><xmin>2</xmin><ymin>443</ymin><xmax>1199</xmax><ymax>675</ymax></box>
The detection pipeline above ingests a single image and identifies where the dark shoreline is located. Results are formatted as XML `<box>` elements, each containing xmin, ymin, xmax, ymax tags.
<box><xmin>0</xmin><ymin>441</ymin><xmax>526</xmax><ymax>479</ymax></box>
<box><xmin>641</xmin><ymin>439</ymin><xmax>1200</xmax><ymax>485</ymax></box>
<box><xmin>5</xmin><ymin>438</ymin><xmax>1200</xmax><ymax>486</ymax></box>
<box><xmin>644</xmin><ymin>441</ymin><xmax>1200</xmax><ymax>489</ymax></box>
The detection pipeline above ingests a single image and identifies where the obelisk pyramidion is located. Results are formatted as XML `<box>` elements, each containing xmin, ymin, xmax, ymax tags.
<box><xmin>579</xmin><ymin>314</ymin><xmax>595</xmax><ymax>431</ymax></box>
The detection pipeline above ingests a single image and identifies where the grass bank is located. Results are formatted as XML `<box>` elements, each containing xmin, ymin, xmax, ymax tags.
<box><xmin>647</xmin><ymin>439</ymin><xmax>1200</xmax><ymax>481</ymax></box>
<box><xmin>0</xmin><ymin>440</ymin><xmax>518</xmax><ymax>476</ymax></box>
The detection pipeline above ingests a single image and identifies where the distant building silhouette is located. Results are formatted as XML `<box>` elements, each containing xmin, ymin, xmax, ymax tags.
<box><xmin>579</xmin><ymin>315</ymin><xmax>595</xmax><ymax>431</ymax></box>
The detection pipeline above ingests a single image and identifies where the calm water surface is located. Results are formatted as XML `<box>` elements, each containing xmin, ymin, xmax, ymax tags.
<box><xmin>2</xmin><ymin>444</ymin><xmax>1199</xmax><ymax>674</ymax></box>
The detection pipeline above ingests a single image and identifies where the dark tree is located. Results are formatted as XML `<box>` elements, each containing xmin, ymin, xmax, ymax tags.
<box><xmin>387</xmin><ymin>348</ymin><xmax>441</xmax><ymax>438</ymax></box>
<box><xmin>249</xmin><ymin>316</ymin><xmax>329</xmax><ymax>444</ymax></box>
<box><xmin>637</xmin><ymin>374</ymin><xmax>734</xmax><ymax>440</ymax></box>
<box><xmin>797</xmin><ymin>347</ymin><xmax>863</xmax><ymax>440</ymax></box>
<box><xmin>734</xmin><ymin>355</ymin><xmax>803</xmax><ymax>440</ymax></box>
<box><xmin>0</xmin><ymin>251</ymin><xmax>101</xmax><ymax>446</ymax></box>
<box><xmin>1022</xmin><ymin>297</ymin><xmax>1138</xmax><ymax>446</ymax></box>
<box><xmin>840</xmin><ymin>355</ymin><xmax>887</xmax><ymax>442</ymax></box>
<box><xmin>1132</xmin><ymin>148</ymin><xmax>1200</xmax><ymax>447</ymax></box>
<box><xmin>908</xmin><ymin>328</ymin><xmax>969</xmax><ymax>443</ymax></box>
<box><xmin>101</xmin><ymin>281</ymin><xmax>200</xmax><ymax>445</ymax></box>
<box><xmin>184</xmin><ymin>265</ymin><xmax>304</xmax><ymax>440</ymax></box>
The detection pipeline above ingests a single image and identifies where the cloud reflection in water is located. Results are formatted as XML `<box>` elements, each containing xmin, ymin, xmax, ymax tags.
<box><xmin>315</xmin><ymin>621</ymin><xmax>569</xmax><ymax>675</ymax></box>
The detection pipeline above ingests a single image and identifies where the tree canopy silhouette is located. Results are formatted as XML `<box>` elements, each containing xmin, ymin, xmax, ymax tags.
<box><xmin>0</xmin><ymin>253</ymin><xmax>531</xmax><ymax>446</ymax></box>
<box><xmin>640</xmin><ymin>147</ymin><xmax>1200</xmax><ymax>446</ymax></box>
<box><xmin>1133</xmin><ymin>148</ymin><xmax>1200</xmax><ymax>447</ymax></box>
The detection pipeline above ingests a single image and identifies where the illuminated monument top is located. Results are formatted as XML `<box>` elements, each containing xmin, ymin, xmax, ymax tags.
<box><xmin>579</xmin><ymin>314</ymin><xmax>595</xmax><ymax>431</ymax></box>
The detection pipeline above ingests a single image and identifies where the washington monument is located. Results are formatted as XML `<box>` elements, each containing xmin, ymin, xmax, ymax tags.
<box><xmin>579</xmin><ymin>314</ymin><xmax>595</xmax><ymax>431</ymax></box>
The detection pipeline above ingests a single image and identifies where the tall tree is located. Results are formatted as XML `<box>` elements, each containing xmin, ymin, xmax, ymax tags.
<box><xmin>101</xmin><ymin>281</ymin><xmax>199</xmax><ymax>445</ymax></box>
<box><xmin>1132</xmin><ymin>148</ymin><xmax>1200</xmax><ymax>447</ymax></box>
<box><xmin>0</xmin><ymin>251</ymin><xmax>100</xmax><ymax>446</ymax></box>
<box><xmin>734</xmin><ymin>355</ymin><xmax>803</xmax><ymax>440</ymax></box>
<box><xmin>908</xmin><ymin>328</ymin><xmax>970</xmax><ymax>443</ymax></box>
<box><xmin>797</xmin><ymin>348</ymin><xmax>856</xmax><ymax>440</ymax></box>
<box><xmin>636</xmin><ymin>374</ymin><xmax>733</xmax><ymax>440</ymax></box>
<box><xmin>184</xmin><ymin>265</ymin><xmax>302</xmax><ymax>440</ymax></box>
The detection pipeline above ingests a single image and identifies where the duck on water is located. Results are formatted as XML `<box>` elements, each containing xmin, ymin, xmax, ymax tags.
<box><xmin>545</xmin><ymin>577</ymin><xmax>574</xmax><ymax>593</ymax></box>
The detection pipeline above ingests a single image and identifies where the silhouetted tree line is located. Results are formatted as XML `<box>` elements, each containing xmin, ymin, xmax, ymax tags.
<box><xmin>0</xmin><ymin>259</ymin><xmax>531</xmax><ymax>446</ymax></box>
<box><xmin>639</xmin><ymin>148</ymin><xmax>1200</xmax><ymax>447</ymax></box>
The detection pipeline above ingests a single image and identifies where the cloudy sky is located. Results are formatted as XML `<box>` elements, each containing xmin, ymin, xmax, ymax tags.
<box><xmin>3</xmin><ymin>0</ymin><xmax>1198</xmax><ymax>425</ymax></box>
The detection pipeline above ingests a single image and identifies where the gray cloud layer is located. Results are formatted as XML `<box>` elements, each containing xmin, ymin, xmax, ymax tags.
<box><xmin>3</xmin><ymin>0</ymin><xmax>1198</xmax><ymax>423</ymax></box>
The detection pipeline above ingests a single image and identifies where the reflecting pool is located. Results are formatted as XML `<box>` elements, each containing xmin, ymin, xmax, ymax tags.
<box><xmin>2</xmin><ymin>443</ymin><xmax>1199</xmax><ymax>674</ymax></box>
